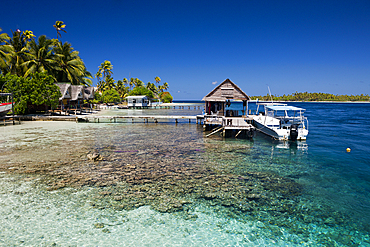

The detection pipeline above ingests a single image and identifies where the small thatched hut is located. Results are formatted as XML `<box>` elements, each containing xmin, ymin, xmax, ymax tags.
<box><xmin>202</xmin><ymin>79</ymin><xmax>250</xmax><ymax>117</ymax></box>
<box><xmin>56</xmin><ymin>83</ymin><xmax>95</xmax><ymax>111</ymax></box>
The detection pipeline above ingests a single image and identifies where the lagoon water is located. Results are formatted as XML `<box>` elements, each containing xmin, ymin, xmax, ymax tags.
<box><xmin>0</xmin><ymin>102</ymin><xmax>369</xmax><ymax>246</ymax></box>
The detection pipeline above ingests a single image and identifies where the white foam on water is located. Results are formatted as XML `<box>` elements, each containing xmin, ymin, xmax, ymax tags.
<box><xmin>0</xmin><ymin>174</ymin><xmax>307</xmax><ymax>247</ymax></box>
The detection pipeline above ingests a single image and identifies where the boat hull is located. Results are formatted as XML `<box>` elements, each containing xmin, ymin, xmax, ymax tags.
<box><xmin>253</xmin><ymin>116</ymin><xmax>308</xmax><ymax>141</ymax></box>
<box><xmin>0</xmin><ymin>103</ymin><xmax>12</xmax><ymax>117</ymax></box>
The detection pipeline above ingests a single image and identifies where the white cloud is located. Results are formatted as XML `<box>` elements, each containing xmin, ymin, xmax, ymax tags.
<box><xmin>212</xmin><ymin>81</ymin><xmax>218</xmax><ymax>85</ymax></box>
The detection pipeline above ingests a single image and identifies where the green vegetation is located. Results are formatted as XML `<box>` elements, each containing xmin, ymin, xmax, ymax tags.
<box><xmin>160</xmin><ymin>92</ymin><xmax>173</xmax><ymax>103</ymax></box>
<box><xmin>0</xmin><ymin>72</ymin><xmax>61</xmax><ymax>114</ymax></box>
<box><xmin>251</xmin><ymin>91</ymin><xmax>370</xmax><ymax>102</ymax></box>
<box><xmin>0</xmin><ymin>22</ymin><xmax>93</xmax><ymax>114</ymax></box>
<box><xmin>101</xmin><ymin>88</ymin><xmax>121</xmax><ymax>104</ymax></box>
<box><xmin>128</xmin><ymin>86</ymin><xmax>154</xmax><ymax>99</ymax></box>
<box><xmin>95</xmin><ymin>60</ymin><xmax>172</xmax><ymax>104</ymax></box>
<box><xmin>0</xmin><ymin>25</ymin><xmax>92</xmax><ymax>85</ymax></box>
<box><xmin>1</xmin><ymin>22</ymin><xmax>173</xmax><ymax>111</ymax></box>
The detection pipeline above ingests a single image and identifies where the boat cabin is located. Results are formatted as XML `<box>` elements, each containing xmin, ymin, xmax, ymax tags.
<box><xmin>126</xmin><ymin>95</ymin><xmax>151</xmax><ymax>108</ymax></box>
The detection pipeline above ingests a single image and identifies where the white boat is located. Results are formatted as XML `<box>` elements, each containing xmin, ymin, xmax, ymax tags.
<box><xmin>0</xmin><ymin>102</ymin><xmax>12</xmax><ymax>116</ymax></box>
<box><xmin>252</xmin><ymin>103</ymin><xmax>308</xmax><ymax>141</ymax></box>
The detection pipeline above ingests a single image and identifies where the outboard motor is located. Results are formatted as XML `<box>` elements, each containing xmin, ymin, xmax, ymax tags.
<box><xmin>290</xmin><ymin>124</ymin><xmax>299</xmax><ymax>141</ymax></box>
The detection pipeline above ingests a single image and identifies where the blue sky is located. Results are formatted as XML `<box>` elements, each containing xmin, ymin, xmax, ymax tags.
<box><xmin>1</xmin><ymin>0</ymin><xmax>369</xmax><ymax>99</ymax></box>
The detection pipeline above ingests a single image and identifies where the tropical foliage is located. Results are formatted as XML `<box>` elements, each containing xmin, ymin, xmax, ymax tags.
<box><xmin>0</xmin><ymin>72</ymin><xmax>61</xmax><ymax>114</ymax></box>
<box><xmin>0</xmin><ymin>22</ymin><xmax>94</xmax><ymax>114</ymax></box>
<box><xmin>251</xmin><ymin>92</ymin><xmax>370</xmax><ymax>102</ymax></box>
<box><xmin>95</xmin><ymin>60</ymin><xmax>172</xmax><ymax>103</ymax></box>
<box><xmin>101</xmin><ymin>88</ymin><xmax>121</xmax><ymax>103</ymax></box>
<box><xmin>53</xmin><ymin>21</ymin><xmax>67</xmax><ymax>40</ymax></box>
<box><xmin>0</xmin><ymin>23</ymin><xmax>92</xmax><ymax>86</ymax></box>
<box><xmin>128</xmin><ymin>86</ymin><xmax>154</xmax><ymax>99</ymax></box>
<box><xmin>160</xmin><ymin>92</ymin><xmax>173</xmax><ymax>103</ymax></box>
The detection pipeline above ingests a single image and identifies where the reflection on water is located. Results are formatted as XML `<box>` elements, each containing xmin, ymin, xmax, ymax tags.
<box><xmin>0</xmin><ymin>110</ymin><xmax>369</xmax><ymax>246</ymax></box>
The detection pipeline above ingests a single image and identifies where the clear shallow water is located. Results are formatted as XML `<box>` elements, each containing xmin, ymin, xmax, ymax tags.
<box><xmin>0</xmin><ymin>102</ymin><xmax>369</xmax><ymax>246</ymax></box>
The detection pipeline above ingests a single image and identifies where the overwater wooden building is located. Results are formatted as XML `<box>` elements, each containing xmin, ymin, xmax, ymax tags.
<box><xmin>202</xmin><ymin>79</ymin><xmax>255</xmax><ymax>138</ymax></box>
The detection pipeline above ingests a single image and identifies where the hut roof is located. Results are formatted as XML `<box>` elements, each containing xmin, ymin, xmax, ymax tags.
<box><xmin>56</xmin><ymin>83</ymin><xmax>71</xmax><ymax>100</ymax></box>
<box><xmin>71</xmin><ymin>85</ymin><xmax>84</xmax><ymax>101</ymax></box>
<box><xmin>202</xmin><ymin>79</ymin><xmax>250</xmax><ymax>102</ymax></box>
<box><xmin>83</xmin><ymin>87</ymin><xmax>95</xmax><ymax>100</ymax></box>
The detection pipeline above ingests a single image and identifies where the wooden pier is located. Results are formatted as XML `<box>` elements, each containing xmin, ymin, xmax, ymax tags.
<box><xmin>0</xmin><ymin>116</ymin><xmax>21</xmax><ymax>126</ymax></box>
<box><xmin>78</xmin><ymin>115</ymin><xmax>205</xmax><ymax>124</ymax></box>
<box><xmin>203</xmin><ymin>115</ymin><xmax>255</xmax><ymax>138</ymax></box>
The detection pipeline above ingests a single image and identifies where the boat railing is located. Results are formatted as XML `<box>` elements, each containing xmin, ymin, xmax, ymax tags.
<box><xmin>276</xmin><ymin>116</ymin><xmax>308</xmax><ymax>127</ymax></box>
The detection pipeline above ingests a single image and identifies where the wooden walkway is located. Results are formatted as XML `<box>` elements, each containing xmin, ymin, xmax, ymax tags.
<box><xmin>202</xmin><ymin>115</ymin><xmax>255</xmax><ymax>138</ymax></box>
<box><xmin>0</xmin><ymin>116</ymin><xmax>22</xmax><ymax>125</ymax></box>
<box><xmin>78</xmin><ymin>115</ymin><xmax>205</xmax><ymax>124</ymax></box>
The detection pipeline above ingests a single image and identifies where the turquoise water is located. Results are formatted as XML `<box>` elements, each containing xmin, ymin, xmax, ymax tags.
<box><xmin>0</xmin><ymin>102</ymin><xmax>369</xmax><ymax>246</ymax></box>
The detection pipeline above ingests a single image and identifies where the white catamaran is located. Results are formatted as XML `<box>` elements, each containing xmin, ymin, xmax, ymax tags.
<box><xmin>253</xmin><ymin>103</ymin><xmax>309</xmax><ymax>141</ymax></box>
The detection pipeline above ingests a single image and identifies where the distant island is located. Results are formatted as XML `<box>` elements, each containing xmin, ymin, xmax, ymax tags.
<box><xmin>250</xmin><ymin>92</ymin><xmax>369</xmax><ymax>102</ymax></box>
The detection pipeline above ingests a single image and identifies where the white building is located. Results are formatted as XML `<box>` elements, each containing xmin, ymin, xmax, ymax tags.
<box><xmin>126</xmin><ymin>95</ymin><xmax>151</xmax><ymax>108</ymax></box>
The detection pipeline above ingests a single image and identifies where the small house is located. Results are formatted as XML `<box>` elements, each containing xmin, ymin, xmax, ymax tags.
<box><xmin>126</xmin><ymin>95</ymin><xmax>151</xmax><ymax>108</ymax></box>
<box><xmin>202</xmin><ymin>78</ymin><xmax>251</xmax><ymax>117</ymax></box>
<box><xmin>56</xmin><ymin>83</ymin><xmax>94</xmax><ymax>111</ymax></box>
<box><xmin>56</xmin><ymin>83</ymin><xmax>72</xmax><ymax>110</ymax></box>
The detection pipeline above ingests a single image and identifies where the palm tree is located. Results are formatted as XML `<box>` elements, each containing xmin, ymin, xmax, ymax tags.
<box><xmin>0</xmin><ymin>29</ymin><xmax>11</xmax><ymax>74</ymax></box>
<box><xmin>154</xmin><ymin>76</ymin><xmax>161</xmax><ymax>88</ymax></box>
<box><xmin>123</xmin><ymin>78</ymin><xmax>129</xmax><ymax>87</ymax></box>
<box><xmin>129</xmin><ymin>77</ymin><xmax>135</xmax><ymax>90</ymax></box>
<box><xmin>22</xmin><ymin>35</ymin><xmax>56</xmax><ymax>78</ymax></box>
<box><xmin>96</xmin><ymin>60</ymin><xmax>114</xmax><ymax>90</ymax></box>
<box><xmin>146</xmin><ymin>82</ymin><xmax>158</xmax><ymax>94</ymax></box>
<box><xmin>116</xmin><ymin>80</ymin><xmax>129</xmax><ymax>99</ymax></box>
<box><xmin>95</xmin><ymin>71</ymin><xmax>103</xmax><ymax>91</ymax></box>
<box><xmin>53</xmin><ymin>41</ymin><xmax>91</xmax><ymax>85</ymax></box>
<box><xmin>53</xmin><ymin>21</ymin><xmax>67</xmax><ymax>40</ymax></box>
<box><xmin>81</xmin><ymin>69</ymin><xmax>93</xmax><ymax>86</ymax></box>
<box><xmin>104</xmin><ymin>74</ymin><xmax>115</xmax><ymax>90</ymax></box>
<box><xmin>162</xmin><ymin>82</ymin><xmax>169</xmax><ymax>91</ymax></box>
<box><xmin>3</xmin><ymin>30</ymin><xmax>29</xmax><ymax>76</ymax></box>
<box><xmin>97</xmin><ymin>60</ymin><xmax>113</xmax><ymax>79</ymax></box>
<box><xmin>22</xmin><ymin>30</ymin><xmax>35</xmax><ymax>42</ymax></box>
<box><xmin>132</xmin><ymin>78</ymin><xmax>144</xmax><ymax>88</ymax></box>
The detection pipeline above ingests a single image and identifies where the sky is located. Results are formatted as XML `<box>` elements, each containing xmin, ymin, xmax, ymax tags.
<box><xmin>1</xmin><ymin>0</ymin><xmax>369</xmax><ymax>99</ymax></box>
